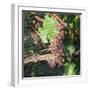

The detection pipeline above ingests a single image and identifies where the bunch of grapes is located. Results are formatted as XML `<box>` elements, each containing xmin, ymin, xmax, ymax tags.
<box><xmin>49</xmin><ymin>20</ymin><xmax>65</xmax><ymax>68</ymax></box>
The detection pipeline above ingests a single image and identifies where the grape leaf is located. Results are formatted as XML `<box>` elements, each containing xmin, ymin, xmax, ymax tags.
<box><xmin>64</xmin><ymin>62</ymin><xmax>76</xmax><ymax>75</ymax></box>
<box><xmin>38</xmin><ymin>14</ymin><xmax>58</xmax><ymax>44</ymax></box>
<box><xmin>67</xmin><ymin>45</ymin><xmax>75</xmax><ymax>55</ymax></box>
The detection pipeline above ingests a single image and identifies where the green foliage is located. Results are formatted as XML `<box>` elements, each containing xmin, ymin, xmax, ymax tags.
<box><xmin>38</xmin><ymin>14</ymin><xmax>58</xmax><ymax>44</ymax></box>
<box><xmin>66</xmin><ymin>44</ymin><xmax>75</xmax><ymax>55</ymax></box>
<box><xmin>64</xmin><ymin>62</ymin><xmax>77</xmax><ymax>75</ymax></box>
<box><xmin>64</xmin><ymin>14</ymin><xmax>80</xmax><ymax>75</ymax></box>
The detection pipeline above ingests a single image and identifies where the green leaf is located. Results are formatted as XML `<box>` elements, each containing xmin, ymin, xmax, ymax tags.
<box><xmin>38</xmin><ymin>14</ymin><xmax>58</xmax><ymax>44</ymax></box>
<box><xmin>67</xmin><ymin>63</ymin><xmax>76</xmax><ymax>75</ymax></box>
<box><xmin>48</xmin><ymin>31</ymin><xmax>57</xmax><ymax>41</ymax></box>
<box><xmin>69</xmin><ymin>23</ymin><xmax>73</xmax><ymax>28</ymax></box>
<box><xmin>67</xmin><ymin>45</ymin><xmax>75</xmax><ymax>55</ymax></box>
<box><xmin>64</xmin><ymin>62</ymin><xmax>77</xmax><ymax>75</ymax></box>
<box><xmin>63</xmin><ymin>16</ymin><xmax>67</xmax><ymax>21</ymax></box>
<box><xmin>38</xmin><ymin>28</ymin><xmax>48</xmax><ymax>43</ymax></box>
<box><xmin>28</xmin><ymin>49</ymin><xmax>34</xmax><ymax>53</ymax></box>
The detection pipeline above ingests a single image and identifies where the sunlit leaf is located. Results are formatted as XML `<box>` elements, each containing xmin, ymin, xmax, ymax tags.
<box><xmin>38</xmin><ymin>15</ymin><xmax>58</xmax><ymax>44</ymax></box>
<box><xmin>64</xmin><ymin>62</ymin><xmax>77</xmax><ymax>75</ymax></box>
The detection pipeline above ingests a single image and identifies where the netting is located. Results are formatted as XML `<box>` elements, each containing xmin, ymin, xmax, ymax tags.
<box><xmin>24</xmin><ymin>61</ymin><xmax>64</xmax><ymax>77</ymax></box>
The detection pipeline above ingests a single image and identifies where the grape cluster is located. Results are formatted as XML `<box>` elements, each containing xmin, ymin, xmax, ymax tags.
<box><xmin>49</xmin><ymin>20</ymin><xmax>65</xmax><ymax>68</ymax></box>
